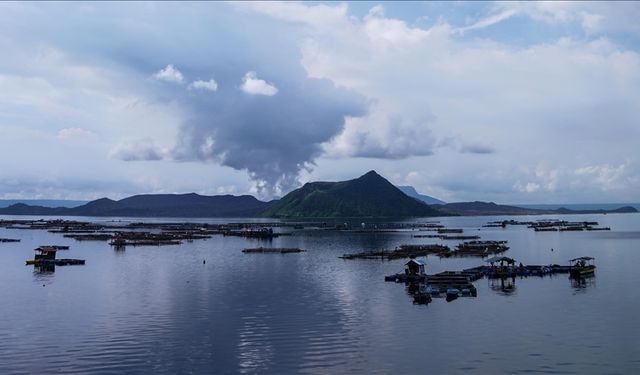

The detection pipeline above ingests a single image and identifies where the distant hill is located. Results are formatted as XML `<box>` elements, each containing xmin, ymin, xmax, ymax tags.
<box><xmin>260</xmin><ymin>171</ymin><xmax>446</xmax><ymax>218</ymax></box>
<box><xmin>516</xmin><ymin>203</ymin><xmax>640</xmax><ymax>211</ymax></box>
<box><xmin>554</xmin><ymin>206</ymin><xmax>637</xmax><ymax>214</ymax></box>
<box><xmin>434</xmin><ymin>201</ymin><xmax>638</xmax><ymax>216</ymax></box>
<box><xmin>0</xmin><ymin>193</ymin><xmax>270</xmax><ymax>218</ymax></box>
<box><xmin>0</xmin><ymin>199</ymin><xmax>87</xmax><ymax>208</ymax></box>
<box><xmin>434</xmin><ymin>201</ymin><xmax>547</xmax><ymax>216</ymax></box>
<box><xmin>397</xmin><ymin>186</ymin><xmax>445</xmax><ymax>205</ymax></box>
<box><xmin>0</xmin><ymin>203</ymin><xmax>69</xmax><ymax>215</ymax></box>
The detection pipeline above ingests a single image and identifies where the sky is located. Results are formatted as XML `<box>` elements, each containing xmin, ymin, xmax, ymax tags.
<box><xmin>1</xmin><ymin>1</ymin><xmax>639</xmax><ymax>204</ymax></box>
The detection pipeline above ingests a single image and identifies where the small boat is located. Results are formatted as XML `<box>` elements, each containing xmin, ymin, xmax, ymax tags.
<box><xmin>569</xmin><ymin>257</ymin><xmax>596</xmax><ymax>279</ymax></box>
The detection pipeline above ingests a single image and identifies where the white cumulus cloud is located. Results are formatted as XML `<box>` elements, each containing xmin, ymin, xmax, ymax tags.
<box><xmin>188</xmin><ymin>79</ymin><xmax>218</xmax><ymax>92</ymax></box>
<box><xmin>240</xmin><ymin>71</ymin><xmax>278</xmax><ymax>96</ymax></box>
<box><xmin>322</xmin><ymin>105</ymin><xmax>436</xmax><ymax>159</ymax></box>
<box><xmin>153</xmin><ymin>64</ymin><xmax>184</xmax><ymax>83</ymax></box>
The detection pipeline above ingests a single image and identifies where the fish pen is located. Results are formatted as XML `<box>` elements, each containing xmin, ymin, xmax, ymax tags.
<box><xmin>242</xmin><ymin>247</ymin><xmax>305</xmax><ymax>254</ymax></box>
<box><xmin>444</xmin><ymin>240</ymin><xmax>509</xmax><ymax>257</ymax></box>
<box><xmin>340</xmin><ymin>244</ymin><xmax>450</xmax><ymax>260</ymax></box>
<box><xmin>0</xmin><ymin>238</ymin><xmax>20</xmax><ymax>242</ymax></box>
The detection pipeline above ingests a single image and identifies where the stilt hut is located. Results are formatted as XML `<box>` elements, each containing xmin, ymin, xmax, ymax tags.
<box><xmin>405</xmin><ymin>258</ymin><xmax>425</xmax><ymax>276</ymax></box>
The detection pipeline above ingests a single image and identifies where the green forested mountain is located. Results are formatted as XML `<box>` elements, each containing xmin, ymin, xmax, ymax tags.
<box><xmin>260</xmin><ymin>170</ymin><xmax>446</xmax><ymax>218</ymax></box>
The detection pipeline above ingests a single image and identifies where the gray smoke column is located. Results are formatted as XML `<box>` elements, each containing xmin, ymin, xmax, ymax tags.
<box><xmin>172</xmin><ymin>75</ymin><xmax>367</xmax><ymax>197</ymax></box>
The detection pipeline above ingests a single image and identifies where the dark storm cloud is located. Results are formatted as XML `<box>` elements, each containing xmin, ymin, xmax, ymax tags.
<box><xmin>172</xmin><ymin>74</ymin><xmax>367</xmax><ymax>196</ymax></box>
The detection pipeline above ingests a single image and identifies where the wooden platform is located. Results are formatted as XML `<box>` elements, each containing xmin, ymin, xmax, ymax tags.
<box><xmin>26</xmin><ymin>259</ymin><xmax>85</xmax><ymax>266</ymax></box>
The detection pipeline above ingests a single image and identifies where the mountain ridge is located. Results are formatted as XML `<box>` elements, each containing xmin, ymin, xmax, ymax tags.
<box><xmin>0</xmin><ymin>172</ymin><xmax>637</xmax><ymax>218</ymax></box>
<box><xmin>260</xmin><ymin>171</ymin><xmax>446</xmax><ymax>218</ymax></box>
<box><xmin>0</xmin><ymin>193</ymin><xmax>270</xmax><ymax>218</ymax></box>
<box><xmin>397</xmin><ymin>186</ymin><xmax>446</xmax><ymax>205</ymax></box>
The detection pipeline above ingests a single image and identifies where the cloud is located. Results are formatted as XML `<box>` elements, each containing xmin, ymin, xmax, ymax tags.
<box><xmin>188</xmin><ymin>79</ymin><xmax>218</xmax><ymax>92</ymax></box>
<box><xmin>2</xmin><ymin>2</ymin><xmax>640</xmax><ymax>203</ymax></box>
<box><xmin>363</xmin><ymin>5</ymin><xmax>431</xmax><ymax>44</ymax></box>
<box><xmin>574</xmin><ymin>164</ymin><xmax>629</xmax><ymax>191</ymax></box>
<box><xmin>510</xmin><ymin>161</ymin><xmax>640</xmax><ymax>200</ymax></box>
<box><xmin>259</xmin><ymin>7</ymin><xmax>639</xmax><ymax>153</ymax></box>
<box><xmin>240</xmin><ymin>71</ymin><xmax>278</xmax><ymax>96</ymax></box>
<box><xmin>56</xmin><ymin>127</ymin><xmax>96</xmax><ymax>141</ymax></box>
<box><xmin>237</xmin><ymin>2</ymin><xmax>349</xmax><ymax>29</ymax></box>
<box><xmin>460</xmin><ymin>143</ymin><xmax>495</xmax><ymax>154</ymax></box>
<box><xmin>0</xmin><ymin>3</ymin><xmax>367</xmax><ymax>199</ymax></box>
<box><xmin>153</xmin><ymin>64</ymin><xmax>184</xmax><ymax>83</ymax></box>
<box><xmin>323</xmin><ymin>106</ymin><xmax>436</xmax><ymax>159</ymax></box>
<box><xmin>495</xmin><ymin>2</ymin><xmax>640</xmax><ymax>37</ymax></box>
<box><xmin>172</xmin><ymin>75</ymin><xmax>366</xmax><ymax>197</ymax></box>
<box><xmin>455</xmin><ymin>9</ymin><xmax>518</xmax><ymax>34</ymax></box>
<box><xmin>110</xmin><ymin>138</ymin><xmax>167</xmax><ymax>161</ymax></box>
<box><xmin>514</xmin><ymin>181</ymin><xmax>541</xmax><ymax>193</ymax></box>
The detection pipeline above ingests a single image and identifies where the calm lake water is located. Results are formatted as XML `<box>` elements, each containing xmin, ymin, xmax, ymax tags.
<box><xmin>1</xmin><ymin>213</ymin><xmax>639</xmax><ymax>374</ymax></box>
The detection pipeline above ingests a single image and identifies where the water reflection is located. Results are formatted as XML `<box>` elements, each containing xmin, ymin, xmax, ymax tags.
<box><xmin>34</xmin><ymin>264</ymin><xmax>55</xmax><ymax>273</ymax></box>
<box><xmin>489</xmin><ymin>277</ymin><xmax>517</xmax><ymax>296</ymax></box>
<box><xmin>571</xmin><ymin>276</ymin><xmax>596</xmax><ymax>293</ymax></box>
<box><xmin>405</xmin><ymin>282</ymin><xmax>432</xmax><ymax>304</ymax></box>
<box><xmin>237</xmin><ymin>313</ymin><xmax>274</xmax><ymax>373</ymax></box>
<box><xmin>406</xmin><ymin>282</ymin><xmax>420</xmax><ymax>296</ymax></box>
<box><xmin>112</xmin><ymin>244</ymin><xmax>126</xmax><ymax>253</ymax></box>
<box><xmin>32</xmin><ymin>264</ymin><xmax>55</xmax><ymax>284</ymax></box>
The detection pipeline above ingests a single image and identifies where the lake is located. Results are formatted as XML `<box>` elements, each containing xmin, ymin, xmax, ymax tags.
<box><xmin>1</xmin><ymin>213</ymin><xmax>639</xmax><ymax>374</ymax></box>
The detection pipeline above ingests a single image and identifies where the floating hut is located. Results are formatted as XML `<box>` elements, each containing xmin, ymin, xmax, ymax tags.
<box><xmin>569</xmin><ymin>257</ymin><xmax>596</xmax><ymax>279</ymax></box>
<box><xmin>25</xmin><ymin>247</ymin><xmax>85</xmax><ymax>266</ymax></box>
<box><xmin>485</xmin><ymin>256</ymin><xmax>517</xmax><ymax>278</ymax></box>
<box><xmin>405</xmin><ymin>258</ymin><xmax>425</xmax><ymax>276</ymax></box>
<box><xmin>384</xmin><ymin>258</ymin><xmax>427</xmax><ymax>282</ymax></box>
